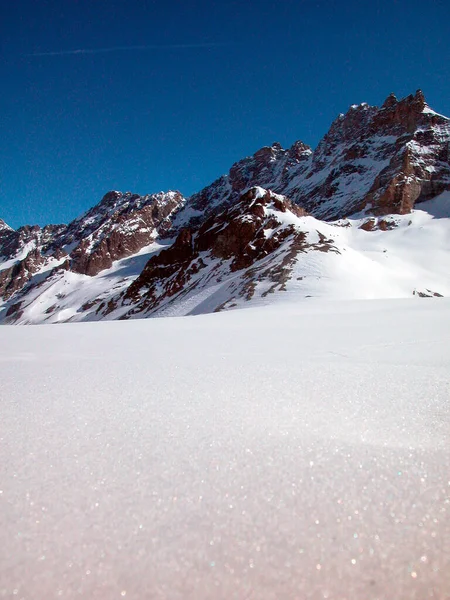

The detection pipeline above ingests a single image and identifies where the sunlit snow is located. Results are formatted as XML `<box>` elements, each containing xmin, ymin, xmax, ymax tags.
<box><xmin>2</xmin><ymin>193</ymin><xmax>450</xmax><ymax>324</ymax></box>
<box><xmin>1</xmin><ymin>298</ymin><xmax>449</xmax><ymax>599</ymax></box>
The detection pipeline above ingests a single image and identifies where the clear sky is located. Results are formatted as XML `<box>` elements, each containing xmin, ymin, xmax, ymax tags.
<box><xmin>1</xmin><ymin>0</ymin><xmax>449</xmax><ymax>229</ymax></box>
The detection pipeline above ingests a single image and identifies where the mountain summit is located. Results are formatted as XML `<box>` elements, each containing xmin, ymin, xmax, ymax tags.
<box><xmin>1</xmin><ymin>91</ymin><xmax>450</xmax><ymax>323</ymax></box>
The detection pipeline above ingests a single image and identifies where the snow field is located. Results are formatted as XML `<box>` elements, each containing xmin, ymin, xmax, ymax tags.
<box><xmin>1</xmin><ymin>298</ymin><xmax>449</xmax><ymax>599</ymax></box>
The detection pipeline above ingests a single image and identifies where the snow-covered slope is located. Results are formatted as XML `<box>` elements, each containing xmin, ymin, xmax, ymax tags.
<box><xmin>1</xmin><ymin>299</ymin><xmax>449</xmax><ymax>599</ymax></box>
<box><xmin>2</xmin><ymin>90</ymin><xmax>450</xmax><ymax>598</ymax></box>
<box><xmin>187</xmin><ymin>141</ymin><xmax>312</xmax><ymax>217</ymax></box>
<box><xmin>2</xmin><ymin>189</ymin><xmax>449</xmax><ymax>324</ymax></box>
<box><xmin>113</xmin><ymin>189</ymin><xmax>450</xmax><ymax>319</ymax></box>
<box><xmin>1</xmin><ymin>91</ymin><xmax>450</xmax><ymax>324</ymax></box>
<box><xmin>185</xmin><ymin>91</ymin><xmax>450</xmax><ymax>221</ymax></box>
<box><xmin>0</xmin><ymin>191</ymin><xmax>184</xmax><ymax>303</ymax></box>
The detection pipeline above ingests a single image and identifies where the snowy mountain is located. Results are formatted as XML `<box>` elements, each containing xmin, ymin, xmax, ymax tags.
<box><xmin>0</xmin><ymin>191</ymin><xmax>184</xmax><ymax>313</ymax></box>
<box><xmin>1</xmin><ymin>91</ymin><xmax>450</xmax><ymax>324</ymax></box>
<box><xmin>188</xmin><ymin>90</ymin><xmax>450</xmax><ymax>220</ymax></box>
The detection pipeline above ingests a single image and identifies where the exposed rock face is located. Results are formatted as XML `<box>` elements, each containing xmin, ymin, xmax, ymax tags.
<box><xmin>0</xmin><ymin>223</ymin><xmax>65</xmax><ymax>260</ymax></box>
<box><xmin>185</xmin><ymin>90</ymin><xmax>450</xmax><ymax>221</ymax></box>
<box><xmin>0</xmin><ymin>219</ymin><xmax>16</xmax><ymax>255</ymax></box>
<box><xmin>197</xmin><ymin>187</ymin><xmax>306</xmax><ymax>271</ymax></box>
<box><xmin>285</xmin><ymin>90</ymin><xmax>450</xmax><ymax>218</ymax></box>
<box><xmin>358</xmin><ymin>217</ymin><xmax>398</xmax><ymax>231</ymax></box>
<box><xmin>66</xmin><ymin>191</ymin><xmax>184</xmax><ymax>276</ymax></box>
<box><xmin>0</xmin><ymin>190</ymin><xmax>185</xmax><ymax>300</ymax></box>
<box><xmin>0</xmin><ymin>247</ymin><xmax>45</xmax><ymax>300</ymax></box>
<box><xmin>0</xmin><ymin>222</ymin><xmax>67</xmax><ymax>299</ymax></box>
<box><xmin>121</xmin><ymin>187</ymin><xmax>310</xmax><ymax>317</ymax></box>
<box><xmin>187</xmin><ymin>141</ymin><xmax>312</xmax><ymax>217</ymax></box>
<box><xmin>1</xmin><ymin>90</ymin><xmax>449</xmax><ymax>323</ymax></box>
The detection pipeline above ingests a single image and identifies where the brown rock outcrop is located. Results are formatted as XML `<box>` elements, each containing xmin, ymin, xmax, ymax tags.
<box><xmin>69</xmin><ymin>191</ymin><xmax>185</xmax><ymax>276</ymax></box>
<box><xmin>121</xmin><ymin>188</ymin><xmax>308</xmax><ymax>316</ymax></box>
<box><xmin>186</xmin><ymin>90</ymin><xmax>450</xmax><ymax>222</ymax></box>
<box><xmin>2</xmin><ymin>90</ymin><xmax>450</xmax><ymax>323</ymax></box>
<box><xmin>0</xmin><ymin>247</ymin><xmax>45</xmax><ymax>300</ymax></box>
<box><xmin>292</xmin><ymin>90</ymin><xmax>450</xmax><ymax>218</ymax></box>
<box><xmin>0</xmin><ymin>191</ymin><xmax>185</xmax><ymax>303</ymax></box>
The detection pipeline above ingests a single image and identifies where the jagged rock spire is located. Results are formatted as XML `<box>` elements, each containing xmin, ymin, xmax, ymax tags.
<box><xmin>415</xmin><ymin>89</ymin><xmax>425</xmax><ymax>102</ymax></box>
<box><xmin>382</xmin><ymin>93</ymin><xmax>398</xmax><ymax>109</ymax></box>
<box><xmin>0</xmin><ymin>218</ymin><xmax>13</xmax><ymax>232</ymax></box>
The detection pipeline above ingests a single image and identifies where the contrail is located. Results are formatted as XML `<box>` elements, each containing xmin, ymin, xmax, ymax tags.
<box><xmin>24</xmin><ymin>42</ymin><xmax>233</xmax><ymax>57</ymax></box>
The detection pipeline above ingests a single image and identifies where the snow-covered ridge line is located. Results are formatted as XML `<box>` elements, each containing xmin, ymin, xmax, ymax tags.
<box><xmin>2</xmin><ymin>188</ymin><xmax>450</xmax><ymax>325</ymax></box>
<box><xmin>1</xmin><ymin>90</ymin><xmax>450</xmax><ymax>323</ymax></box>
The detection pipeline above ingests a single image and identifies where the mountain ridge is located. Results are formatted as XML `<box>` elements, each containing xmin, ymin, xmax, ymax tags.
<box><xmin>1</xmin><ymin>90</ymin><xmax>450</xmax><ymax>324</ymax></box>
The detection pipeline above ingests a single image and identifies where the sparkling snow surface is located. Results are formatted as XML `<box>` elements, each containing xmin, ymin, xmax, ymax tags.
<box><xmin>1</xmin><ymin>299</ymin><xmax>450</xmax><ymax>599</ymax></box>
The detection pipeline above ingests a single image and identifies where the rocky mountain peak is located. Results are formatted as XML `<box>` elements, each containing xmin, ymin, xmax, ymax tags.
<box><xmin>282</xmin><ymin>91</ymin><xmax>450</xmax><ymax>219</ymax></box>
<box><xmin>287</xmin><ymin>140</ymin><xmax>312</xmax><ymax>160</ymax></box>
<box><xmin>414</xmin><ymin>88</ymin><xmax>426</xmax><ymax>105</ymax></box>
<box><xmin>321</xmin><ymin>89</ymin><xmax>431</xmax><ymax>151</ymax></box>
<box><xmin>0</xmin><ymin>218</ymin><xmax>13</xmax><ymax>232</ymax></box>
<box><xmin>0</xmin><ymin>219</ymin><xmax>15</xmax><ymax>254</ymax></box>
<box><xmin>371</xmin><ymin>88</ymin><xmax>431</xmax><ymax>135</ymax></box>
<box><xmin>118</xmin><ymin>186</ymin><xmax>311</xmax><ymax>318</ymax></box>
<box><xmin>382</xmin><ymin>93</ymin><xmax>398</xmax><ymax>109</ymax></box>
<box><xmin>65</xmin><ymin>189</ymin><xmax>185</xmax><ymax>276</ymax></box>
<box><xmin>1</xmin><ymin>90</ymin><xmax>450</xmax><ymax>323</ymax></box>
<box><xmin>0</xmin><ymin>189</ymin><xmax>185</xmax><ymax>301</ymax></box>
<box><xmin>187</xmin><ymin>140</ymin><xmax>312</xmax><ymax>218</ymax></box>
<box><xmin>325</xmin><ymin>101</ymin><xmax>377</xmax><ymax>144</ymax></box>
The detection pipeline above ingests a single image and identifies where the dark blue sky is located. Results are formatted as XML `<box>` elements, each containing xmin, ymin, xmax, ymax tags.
<box><xmin>1</xmin><ymin>0</ymin><xmax>449</xmax><ymax>228</ymax></box>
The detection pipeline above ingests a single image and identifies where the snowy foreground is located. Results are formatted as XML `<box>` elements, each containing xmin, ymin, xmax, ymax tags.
<box><xmin>1</xmin><ymin>299</ymin><xmax>450</xmax><ymax>599</ymax></box>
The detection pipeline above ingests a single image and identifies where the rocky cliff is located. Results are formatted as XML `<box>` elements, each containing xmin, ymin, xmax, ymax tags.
<box><xmin>187</xmin><ymin>90</ymin><xmax>450</xmax><ymax>221</ymax></box>
<box><xmin>1</xmin><ymin>91</ymin><xmax>449</xmax><ymax>324</ymax></box>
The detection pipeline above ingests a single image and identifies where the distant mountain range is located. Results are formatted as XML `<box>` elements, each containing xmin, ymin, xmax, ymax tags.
<box><xmin>1</xmin><ymin>90</ymin><xmax>450</xmax><ymax>324</ymax></box>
